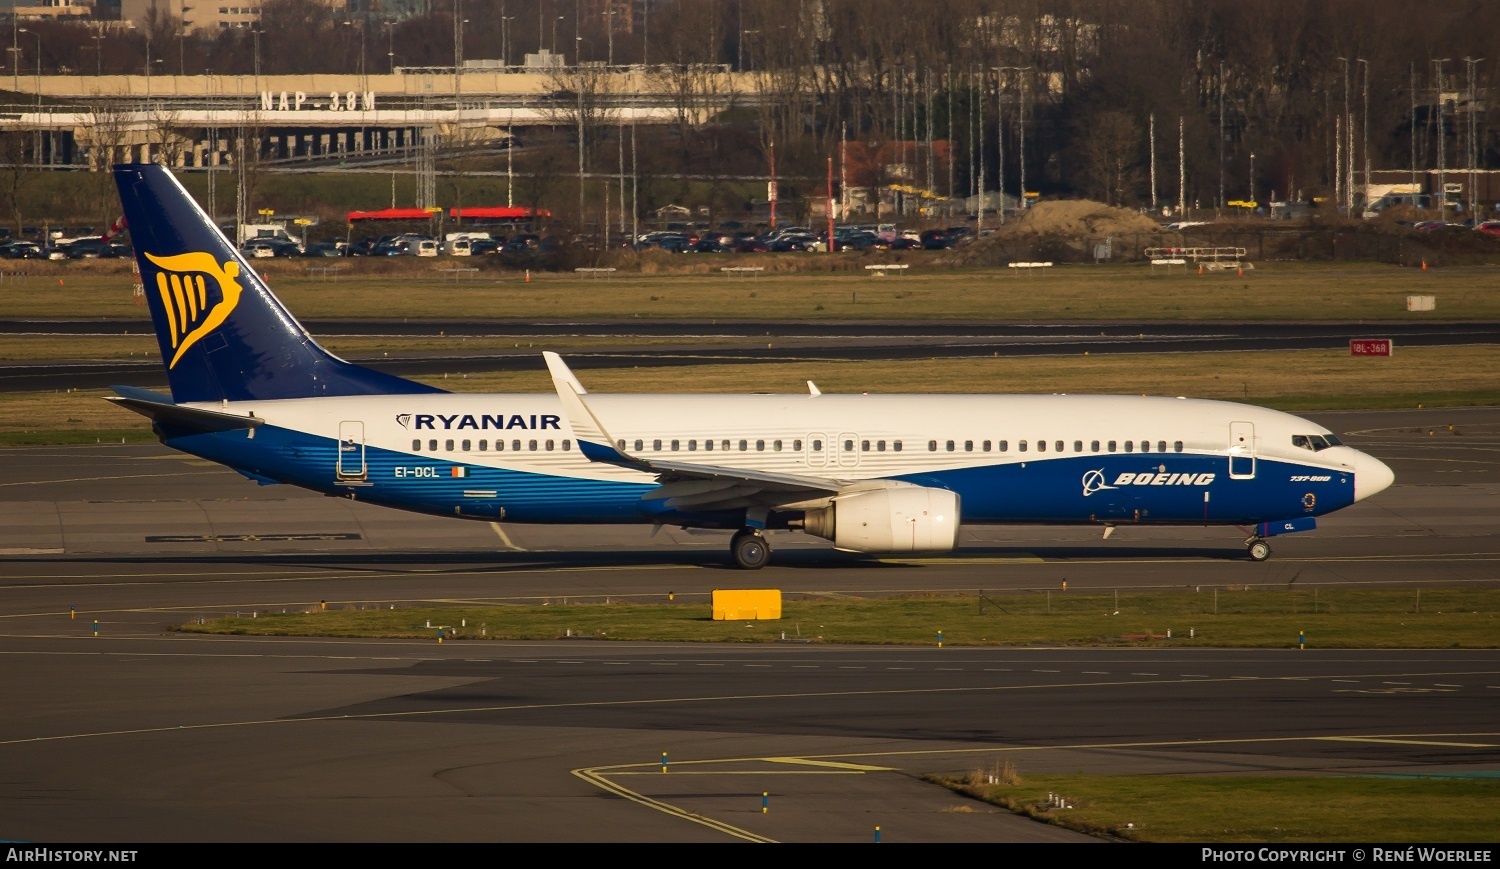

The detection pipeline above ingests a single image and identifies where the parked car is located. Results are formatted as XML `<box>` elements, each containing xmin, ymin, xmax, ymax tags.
<box><xmin>5</xmin><ymin>241</ymin><xmax>44</xmax><ymax>258</ymax></box>
<box><xmin>1474</xmin><ymin>221</ymin><xmax>1500</xmax><ymax>237</ymax></box>
<box><xmin>302</xmin><ymin>241</ymin><xmax>344</xmax><ymax>257</ymax></box>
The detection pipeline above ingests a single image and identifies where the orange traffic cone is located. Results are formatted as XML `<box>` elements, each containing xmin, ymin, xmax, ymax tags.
<box><xmin>525</xmin><ymin>269</ymin><xmax>531</xmax><ymax>283</ymax></box>
<box><xmin>1197</xmin><ymin>263</ymin><xmax>1203</xmax><ymax>275</ymax></box>
<box><xmin>1421</xmin><ymin>260</ymin><xmax>1427</xmax><ymax>270</ymax></box>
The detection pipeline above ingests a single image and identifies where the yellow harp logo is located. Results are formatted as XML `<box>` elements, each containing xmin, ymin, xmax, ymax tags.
<box><xmin>145</xmin><ymin>252</ymin><xmax>242</xmax><ymax>369</ymax></box>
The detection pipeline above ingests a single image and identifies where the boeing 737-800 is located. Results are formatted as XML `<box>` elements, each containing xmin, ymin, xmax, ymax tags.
<box><xmin>107</xmin><ymin>163</ymin><xmax>1394</xmax><ymax>569</ymax></box>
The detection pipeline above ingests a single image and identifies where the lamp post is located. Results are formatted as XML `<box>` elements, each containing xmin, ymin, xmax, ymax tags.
<box><xmin>386</xmin><ymin>19</ymin><xmax>396</xmax><ymax>74</ymax></box>
<box><xmin>1357</xmin><ymin>58</ymin><xmax>1369</xmax><ymax>217</ymax></box>
<box><xmin>1434</xmin><ymin>58</ymin><xmax>1451</xmax><ymax>221</ymax></box>
<box><xmin>179</xmin><ymin>4</ymin><xmax>187</xmax><ymax>76</ymax></box>
<box><xmin>91</xmin><ymin>31</ymin><xmax>103</xmax><ymax>77</ymax></box>
<box><xmin>740</xmin><ymin>30</ymin><xmax>757</xmax><ymax>72</ymax></box>
<box><xmin>999</xmin><ymin>67</ymin><xmax>1032</xmax><ymax>213</ymax></box>
<box><xmin>1249</xmin><ymin>152</ymin><xmax>1255</xmax><ymax>206</ymax></box>
<box><xmin>1463</xmin><ymin>57</ymin><xmax>1483</xmax><ymax>218</ymax></box>
<box><xmin>553</xmin><ymin>16</ymin><xmax>563</xmax><ymax>56</ymax></box>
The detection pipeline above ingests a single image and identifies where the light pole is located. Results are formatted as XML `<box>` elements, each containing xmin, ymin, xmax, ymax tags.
<box><xmin>385</xmin><ymin>19</ymin><xmax>395</xmax><ymax>74</ymax></box>
<box><xmin>179</xmin><ymin>4</ymin><xmax>187</xmax><ymax>76</ymax></box>
<box><xmin>1358</xmin><ymin>58</ymin><xmax>1369</xmax><ymax>216</ymax></box>
<box><xmin>553</xmin><ymin>16</ymin><xmax>563</xmax><ymax>56</ymax></box>
<box><xmin>1249</xmin><ymin>152</ymin><xmax>1255</xmax><ymax>206</ymax></box>
<box><xmin>741</xmin><ymin>30</ymin><xmax>757</xmax><ymax>72</ymax></box>
<box><xmin>1434</xmin><ymin>58</ymin><xmax>1451</xmax><ymax>221</ymax></box>
<box><xmin>91</xmin><ymin>31</ymin><xmax>103</xmax><ymax>77</ymax></box>
<box><xmin>1464</xmin><ymin>57</ymin><xmax>1483</xmax><ymax>218</ymax></box>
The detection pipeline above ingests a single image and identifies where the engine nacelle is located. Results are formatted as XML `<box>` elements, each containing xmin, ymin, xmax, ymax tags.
<box><xmin>802</xmin><ymin>486</ymin><xmax>960</xmax><ymax>553</ymax></box>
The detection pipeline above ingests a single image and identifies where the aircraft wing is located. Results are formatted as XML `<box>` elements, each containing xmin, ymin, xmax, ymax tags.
<box><xmin>543</xmin><ymin>352</ymin><xmax>843</xmax><ymax>512</ymax></box>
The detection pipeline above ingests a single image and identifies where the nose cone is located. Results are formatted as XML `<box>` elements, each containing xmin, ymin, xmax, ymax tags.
<box><xmin>1352</xmin><ymin>451</ymin><xmax>1395</xmax><ymax>501</ymax></box>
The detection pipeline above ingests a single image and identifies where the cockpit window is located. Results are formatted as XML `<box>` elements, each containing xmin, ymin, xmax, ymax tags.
<box><xmin>1293</xmin><ymin>434</ymin><xmax>1340</xmax><ymax>451</ymax></box>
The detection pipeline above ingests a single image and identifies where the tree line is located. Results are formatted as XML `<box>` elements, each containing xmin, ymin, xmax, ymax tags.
<box><xmin>6</xmin><ymin>0</ymin><xmax>1499</xmax><ymax>214</ymax></box>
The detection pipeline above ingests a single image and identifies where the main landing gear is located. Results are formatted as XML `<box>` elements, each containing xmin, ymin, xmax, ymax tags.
<box><xmin>1245</xmin><ymin>537</ymin><xmax>1271</xmax><ymax>562</ymax></box>
<box><xmin>731</xmin><ymin>528</ymin><xmax>771</xmax><ymax>570</ymax></box>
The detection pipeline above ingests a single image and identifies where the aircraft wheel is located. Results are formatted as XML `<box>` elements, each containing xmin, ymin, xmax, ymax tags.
<box><xmin>1246</xmin><ymin>538</ymin><xmax>1271</xmax><ymax>562</ymax></box>
<box><xmin>731</xmin><ymin>529</ymin><xmax>771</xmax><ymax>570</ymax></box>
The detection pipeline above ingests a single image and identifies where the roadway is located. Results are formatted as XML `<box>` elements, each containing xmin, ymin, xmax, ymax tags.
<box><xmin>1</xmin><ymin>407</ymin><xmax>1498</xmax><ymax>842</ymax></box>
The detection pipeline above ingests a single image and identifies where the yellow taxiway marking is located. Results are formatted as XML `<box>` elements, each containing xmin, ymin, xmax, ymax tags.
<box><xmin>488</xmin><ymin>522</ymin><xmax>527</xmax><ymax>551</ymax></box>
<box><xmin>1316</xmin><ymin>736</ymin><xmax>1497</xmax><ymax>748</ymax></box>
<box><xmin>764</xmin><ymin>757</ymin><xmax>893</xmax><ymax>771</ymax></box>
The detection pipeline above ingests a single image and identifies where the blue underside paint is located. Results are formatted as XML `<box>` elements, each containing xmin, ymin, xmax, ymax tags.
<box><xmin>164</xmin><ymin>425</ymin><xmax>1354</xmax><ymax>530</ymax></box>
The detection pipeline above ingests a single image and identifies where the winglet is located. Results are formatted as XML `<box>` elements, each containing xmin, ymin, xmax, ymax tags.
<box><xmin>543</xmin><ymin>352</ymin><xmax>643</xmax><ymax>467</ymax></box>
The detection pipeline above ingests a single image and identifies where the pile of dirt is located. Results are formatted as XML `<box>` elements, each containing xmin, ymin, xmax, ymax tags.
<box><xmin>1004</xmin><ymin>199</ymin><xmax>1165</xmax><ymax>237</ymax></box>
<box><xmin>944</xmin><ymin>199</ymin><xmax>1165</xmax><ymax>265</ymax></box>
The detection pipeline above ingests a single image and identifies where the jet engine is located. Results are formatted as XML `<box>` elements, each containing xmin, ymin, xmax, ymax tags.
<box><xmin>801</xmin><ymin>486</ymin><xmax>960</xmax><ymax>553</ymax></box>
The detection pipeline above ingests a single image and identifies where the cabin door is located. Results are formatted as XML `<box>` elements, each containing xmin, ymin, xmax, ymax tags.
<box><xmin>337</xmin><ymin>420</ymin><xmax>367</xmax><ymax>481</ymax></box>
<box><xmin>1228</xmin><ymin>421</ymin><xmax>1256</xmax><ymax>479</ymax></box>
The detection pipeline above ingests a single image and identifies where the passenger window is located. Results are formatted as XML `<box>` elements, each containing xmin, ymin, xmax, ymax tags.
<box><xmin>1125</xmin><ymin>441</ymin><xmax>1134</xmax><ymax>452</ymax></box>
<box><xmin>688</xmin><ymin>440</ymin><xmax>697</xmax><ymax>451</ymax></box>
<box><xmin>479</xmin><ymin>440</ymin><xmax>488</xmax><ymax>451</ymax></box>
<box><xmin>497</xmin><ymin>439</ymin><xmax>506</xmax><ymax>451</ymax></box>
<box><xmin>813</xmin><ymin>439</ymin><xmax>823</xmax><ymax>451</ymax></box>
<box><xmin>894</xmin><ymin>441</ymin><xmax>902</xmax><ymax>451</ymax></box>
<box><xmin>528</xmin><ymin>439</ymin><xmax>537</xmax><ymax>451</ymax></box>
<box><xmin>512</xmin><ymin>440</ymin><xmax>521</xmax><ymax>451</ymax></box>
<box><xmin>704</xmin><ymin>439</ymin><xmax>713</xmax><ymax>451</ymax></box>
<box><xmin>563</xmin><ymin>440</ymin><xmax>571</xmax><ymax>451</ymax></box>
<box><xmin>545</xmin><ymin>439</ymin><xmax>555</xmax><ymax>451</ymax></box>
<box><xmin>1174</xmin><ymin>441</ymin><xmax>1183</xmax><ymax>452</ymax></box>
<box><xmin>1019</xmin><ymin>441</ymin><xmax>1028</xmax><ymax>452</ymax></box>
<box><xmin>1073</xmin><ymin>440</ymin><xmax>1082</xmax><ymax>453</ymax></box>
<box><xmin>462</xmin><ymin>439</ymin><xmax>471</xmax><ymax>451</ymax></box>
<box><xmin>1141</xmin><ymin>440</ymin><xmax>1150</xmax><ymax>453</ymax></box>
<box><xmin>945</xmin><ymin>440</ymin><xmax>955</xmax><ymax>452</ymax></box>
<box><xmin>412</xmin><ymin>439</ymin><xmax>421</xmax><ymax>451</ymax></box>
<box><xmin>861</xmin><ymin>440</ymin><xmax>870</xmax><ymax>451</ymax></box>
<box><xmin>634</xmin><ymin>439</ymin><xmax>643</xmax><ymax>451</ymax></box>
<box><xmin>740</xmin><ymin>439</ymin><xmax>748</xmax><ymax>451</ymax></box>
<box><xmin>671</xmin><ymin>439</ymin><xmax>680</xmax><ymax>451</ymax></box>
<box><xmin>774</xmin><ymin>440</ymin><xmax>783</xmax><ymax>451</ymax></box>
<box><xmin>722</xmin><ymin>440</ymin><xmax>731</xmax><ymax>451</ymax></box>
<box><xmin>877</xmin><ymin>440</ymin><xmax>886</xmax><ymax>452</ymax></box>
<box><xmin>428</xmin><ymin>439</ymin><xmax>438</xmax><ymax>451</ymax></box>
<box><xmin>758</xmin><ymin>439</ymin><xmax>767</xmax><ymax>451</ymax></box>
<box><xmin>1091</xmin><ymin>440</ymin><xmax>1100</xmax><ymax>452</ymax></box>
<box><xmin>445</xmin><ymin>439</ymin><xmax>454</xmax><ymax>451</ymax></box>
<box><xmin>653</xmin><ymin>439</ymin><xmax>662</xmax><ymax>451</ymax></box>
<box><xmin>999</xmin><ymin>440</ymin><xmax>1008</xmax><ymax>452</ymax></box>
<box><xmin>794</xmin><ymin>439</ymin><xmax>803</xmax><ymax>450</ymax></box>
<box><xmin>1055</xmin><ymin>440</ymin><xmax>1064</xmax><ymax>452</ymax></box>
<box><xmin>1108</xmin><ymin>440</ymin><xmax>1116</xmax><ymax>452</ymax></box>
<box><xmin>928</xmin><ymin>440</ymin><xmax>937</xmax><ymax>451</ymax></box>
<box><xmin>1158</xmin><ymin>440</ymin><xmax>1167</xmax><ymax>453</ymax></box>
<box><xmin>1037</xmin><ymin>440</ymin><xmax>1046</xmax><ymax>452</ymax></box>
<box><xmin>983</xmin><ymin>440</ymin><xmax>991</xmax><ymax>452</ymax></box>
<box><xmin>617</xmin><ymin>439</ymin><xmax>626</xmax><ymax>450</ymax></box>
<box><xmin>964</xmin><ymin>440</ymin><xmax>973</xmax><ymax>452</ymax></box>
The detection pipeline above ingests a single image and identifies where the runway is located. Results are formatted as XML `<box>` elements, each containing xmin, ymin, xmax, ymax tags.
<box><xmin>1</xmin><ymin>406</ymin><xmax>1498</xmax><ymax>842</ymax></box>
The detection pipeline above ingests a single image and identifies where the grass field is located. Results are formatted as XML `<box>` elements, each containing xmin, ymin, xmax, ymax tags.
<box><xmin>3</xmin><ymin>344</ymin><xmax>1493</xmax><ymax>444</ymax></box>
<box><xmin>934</xmin><ymin>771</ymin><xmax>1500</xmax><ymax>842</ymax></box>
<box><xmin>179</xmin><ymin>588</ymin><xmax>1500</xmax><ymax>648</ymax></box>
<box><xmin>5</xmin><ymin>259</ymin><xmax>1500</xmax><ymax>321</ymax></box>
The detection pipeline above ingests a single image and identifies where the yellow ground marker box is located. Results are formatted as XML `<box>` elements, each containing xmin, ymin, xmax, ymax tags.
<box><xmin>712</xmin><ymin>589</ymin><xmax>782</xmax><ymax>620</ymax></box>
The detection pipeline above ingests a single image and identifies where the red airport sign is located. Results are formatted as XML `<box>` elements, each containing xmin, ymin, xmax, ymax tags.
<box><xmin>1350</xmin><ymin>339</ymin><xmax>1393</xmax><ymax>356</ymax></box>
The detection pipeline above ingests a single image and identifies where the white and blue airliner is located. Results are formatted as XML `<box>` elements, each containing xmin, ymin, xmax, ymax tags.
<box><xmin>108</xmin><ymin>163</ymin><xmax>1395</xmax><ymax>569</ymax></box>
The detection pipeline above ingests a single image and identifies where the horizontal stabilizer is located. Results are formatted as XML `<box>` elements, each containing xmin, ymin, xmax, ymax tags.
<box><xmin>106</xmin><ymin>387</ymin><xmax>263</xmax><ymax>433</ymax></box>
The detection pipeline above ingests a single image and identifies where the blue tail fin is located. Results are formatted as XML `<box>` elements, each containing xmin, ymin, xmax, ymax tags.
<box><xmin>114</xmin><ymin>163</ymin><xmax>445</xmax><ymax>402</ymax></box>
